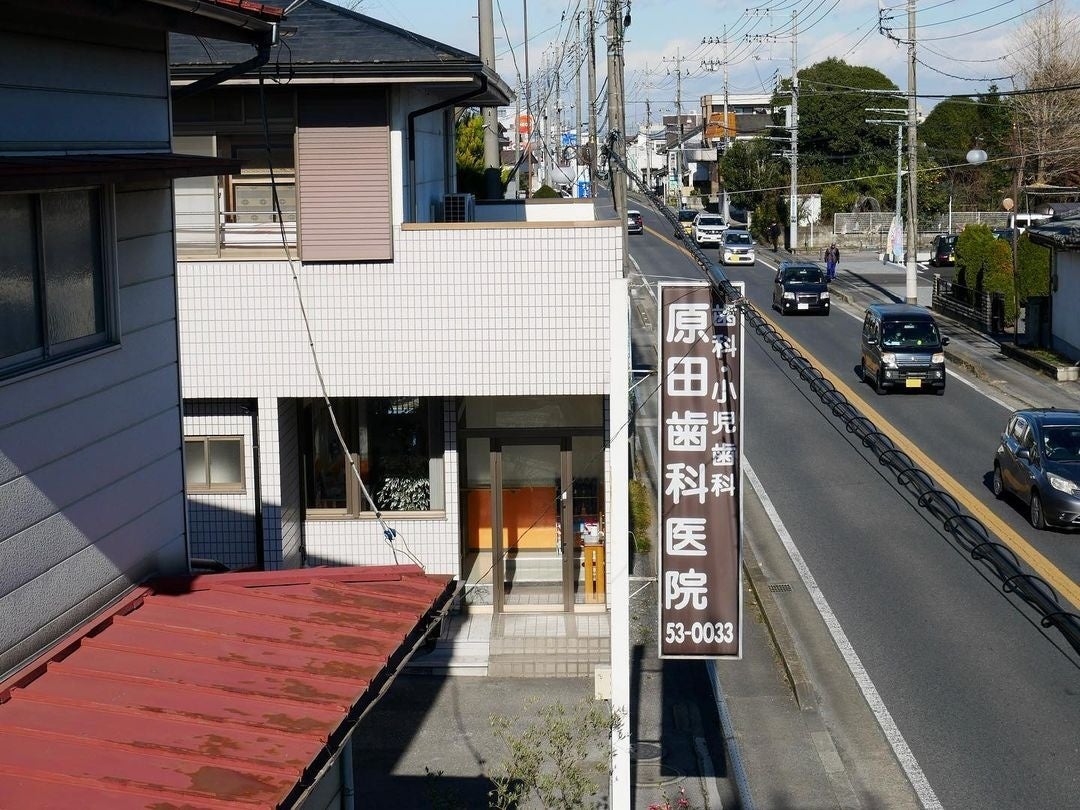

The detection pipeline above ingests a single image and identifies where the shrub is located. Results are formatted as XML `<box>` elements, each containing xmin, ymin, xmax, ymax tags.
<box><xmin>1017</xmin><ymin>232</ymin><xmax>1051</xmax><ymax>301</ymax></box>
<box><xmin>628</xmin><ymin>479</ymin><xmax>652</xmax><ymax>553</ymax></box>
<box><xmin>532</xmin><ymin>184</ymin><xmax>560</xmax><ymax>199</ymax></box>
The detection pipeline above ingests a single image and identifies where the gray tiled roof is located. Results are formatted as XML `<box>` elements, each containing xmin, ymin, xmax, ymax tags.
<box><xmin>1026</xmin><ymin>214</ymin><xmax>1080</xmax><ymax>251</ymax></box>
<box><xmin>171</xmin><ymin>0</ymin><xmax>481</xmax><ymax>70</ymax></box>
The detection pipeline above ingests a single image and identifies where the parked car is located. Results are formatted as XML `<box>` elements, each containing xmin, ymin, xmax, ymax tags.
<box><xmin>719</xmin><ymin>229</ymin><xmax>755</xmax><ymax>266</ymax></box>
<box><xmin>691</xmin><ymin>213</ymin><xmax>727</xmax><ymax>246</ymax></box>
<box><xmin>676</xmin><ymin>208</ymin><xmax>697</xmax><ymax>237</ymax></box>
<box><xmin>993</xmin><ymin>409</ymin><xmax>1080</xmax><ymax>530</ymax></box>
<box><xmin>772</xmin><ymin>262</ymin><xmax>829</xmax><ymax>316</ymax></box>
<box><xmin>929</xmin><ymin>234</ymin><xmax>957</xmax><ymax>267</ymax></box>
<box><xmin>627</xmin><ymin>210</ymin><xmax>643</xmax><ymax>235</ymax></box>
<box><xmin>860</xmin><ymin>304</ymin><xmax>948</xmax><ymax>395</ymax></box>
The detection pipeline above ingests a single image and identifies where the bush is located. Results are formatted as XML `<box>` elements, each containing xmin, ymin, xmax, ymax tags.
<box><xmin>532</xmin><ymin>184</ymin><xmax>560</xmax><ymax>199</ymax></box>
<box><xmin>628</xmin><ymin>478</ymin><xmax>652</xmax><ymax>553</ymax></box>
<box><xmin>1017</xmin><ymin>232</ymin><xmax>1051</xmax><ymax>301</ymax></box>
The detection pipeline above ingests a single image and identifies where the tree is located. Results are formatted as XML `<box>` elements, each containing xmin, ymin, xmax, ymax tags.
<box><xmin>1007</xmin><ymin>0</ymin><xmax>1080</xmax><ymax>187</ymax></box>
<box><xmin>456</xmin><ymin>112</ymin><xmax>487</xmax><ymax>197</ymax></box>
<box><xmin>718</xmin><ymin>139</ymin><xmax>785</xmax><ymax>213</ymax></box>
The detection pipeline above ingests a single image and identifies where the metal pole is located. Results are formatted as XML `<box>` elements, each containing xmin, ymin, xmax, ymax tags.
<box><xmin>905</xmin><ymin>0</ymin><xmax>918</xmax><ymax>303</ymax></box>
<box><xmin>676</xmin><ymin>46</ymin><xmax>683</xmax><ymax>205</ymax></box>
<box><xmin>789</xmin><ymin>9</ymin><xmax>798</xmax><ymax>252</ymax></box>
<box><xmin>895</xmin><ymin>124</ymin><xmax>903</xmax><ymax>262</ymax></box>
<box><xmin>479</xmin><ymin>0</ymin><xmax>501</xmax><ymax>199</ymax></box>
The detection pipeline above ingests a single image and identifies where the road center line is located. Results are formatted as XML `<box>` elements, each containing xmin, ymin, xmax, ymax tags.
<box><xmin>761</xmin><ymin>314</ymin><xmax>1080</xmax><ymax>611</ymax></box>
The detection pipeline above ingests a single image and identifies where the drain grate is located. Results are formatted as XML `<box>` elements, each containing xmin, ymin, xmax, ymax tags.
<box><xmin>768</xmin><ymin>583</ymin><xmax>793</xmax><ymax>593</ymax></box>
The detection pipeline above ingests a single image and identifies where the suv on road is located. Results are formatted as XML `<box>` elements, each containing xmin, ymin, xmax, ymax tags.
<box><xmin>929</xmin><ymin>234</ymin><xmax>957</xmax><ymax>267</ymax></box>
<box><xmin>691</xmin><ymin>213</ymin><xmax>727</xmax><ymax>246</ymax></box>
<box><xmin>772</xmin><ymin>262</ymin><xmax>829</xmax><ymax>315</ymax></box>
<box><xmin>993</xmin><ymin>409</ymin><xmax>1080</xmax><ymax>530</ymax></box>
<box><xmin>720</xmin><ymin>229</ymin><xmax>755</xmax><ymax>266</ymax></box>
<box><xmin>860</xmin><ymin>304</ymin><xmax>949</xmax><ymax>395</ymax></box>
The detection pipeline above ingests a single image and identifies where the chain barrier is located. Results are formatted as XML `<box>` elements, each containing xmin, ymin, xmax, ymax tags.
<box><xmin>603</xmin><ymin>134</ymin><xmax>1080</xmax><ymax>658</ymax></box>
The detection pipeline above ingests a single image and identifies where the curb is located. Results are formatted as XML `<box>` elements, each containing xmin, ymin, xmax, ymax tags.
<box><xmin>742</xmin><ymin>541</ymin><xmax>814</xmax><ymax>710</ymax></box>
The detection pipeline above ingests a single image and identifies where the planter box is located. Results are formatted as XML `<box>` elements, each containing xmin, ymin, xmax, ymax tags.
<box><xmin>1001</xmin><ymin>343</ymin><xmax>1080</xmax><ymax>381</ymax></box>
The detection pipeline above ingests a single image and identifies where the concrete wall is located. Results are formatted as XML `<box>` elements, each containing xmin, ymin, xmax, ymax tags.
<box><xmin>0</xmin><ymin>181</ymin><xmax>187</xmax><ymax>676</ymax></box>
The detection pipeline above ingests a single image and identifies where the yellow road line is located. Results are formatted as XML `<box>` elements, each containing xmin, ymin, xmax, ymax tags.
<box><xmin>763</xmin><ymin>315</ymin><xmax>1080</xmax><ymax>610</ymax></box>
<box><xmin>643</xmin><ymin>218</ymin><xmax>1080</xmax><ymax>608</ymax></box>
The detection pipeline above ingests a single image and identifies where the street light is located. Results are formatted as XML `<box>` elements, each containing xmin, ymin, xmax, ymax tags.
<box><xmin>966</xmin><ymin>148</ymin><xmax>988</xmax><ymax>166</ymax></box>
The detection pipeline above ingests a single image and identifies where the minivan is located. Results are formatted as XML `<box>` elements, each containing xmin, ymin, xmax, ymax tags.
<box><xmin>720</xmin><ymin>229</ymin><xmax>755</xmax><ymax>265</ymax></box>
<box><xmin>860</xmin><ymin>304</ymin><xmax>949</xmax><ymax>395</ymax></box>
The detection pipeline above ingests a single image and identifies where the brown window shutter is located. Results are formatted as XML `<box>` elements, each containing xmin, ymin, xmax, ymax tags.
<box><xmin>296</xmin><ymin>88</ymin><xmax>391</xmax><ymax>262</ymax></box>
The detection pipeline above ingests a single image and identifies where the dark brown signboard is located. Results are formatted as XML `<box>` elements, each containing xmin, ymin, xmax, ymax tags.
<box><xmin>657</xmin><ymin>282</ymin><xmax>743</xmax><ymax>658</ymax></box>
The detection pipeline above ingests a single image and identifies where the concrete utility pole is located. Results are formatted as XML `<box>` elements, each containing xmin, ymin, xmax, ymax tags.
<box><xmin>523</xmin><ymin>0</ymin><xmax>531</xmax><ymax>197</ymax></box>
<box><xmin>479</xmin><ymin>0</ymin><xmax>501</xmax><ymax>199</ymax></box>
<box><xmin>576</xmin><ymin>12</ymin><xmax>584</xmax><ymax>196</ymax></box>
<box><xmin>587</xmin><ymin>0</ymin><xmax>597</xmax><ymax>193</ymax></box>
<box><xmin>866</xmin><ymin>108</ymin><xmax>905</xmax><ymax>263</ymax></box>
<box><xmin>789</xmin><ymin>9</ymin><xmax>799</xmax><ymax>252</ymax></box>
<box><xmin>606</xmin><ymin>0</ymin><xmax>627</xmax><ymax>253</ymax></box>
<box><xmin>645</xmin><ymin>95</ymin><xmax>652</xmax><ymax>192</ymax></box>
<box><xmin>543</xmin><ymin>52</ymin><xmax>553</xmax><ymax>186</ymax></box>
<box><xmin>905</xmin><ymin>0</ymin><xmax>918</xmax><ymax>303</ymax></box>
<box><xmin>661</xmin><ymin>48</ymin><xmax>686</xmax><ymax>205</ymax></box>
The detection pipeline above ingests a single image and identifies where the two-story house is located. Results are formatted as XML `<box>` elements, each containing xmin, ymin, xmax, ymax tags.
<box><xmin>169</xmin><ymin>0</ymin><xmax>628</xmax><ymax>654</ymax></box>
<box><xmin>0</xmin><ymin>2</ymin><xmax>457</xmax><ymax>806</ymax></box>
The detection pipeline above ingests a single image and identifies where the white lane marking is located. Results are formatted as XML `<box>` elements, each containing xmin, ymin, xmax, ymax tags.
<box><xmin>744</xmin><ymin>460</ymin><xmax>943</xmax><ymax>810</ymax></box>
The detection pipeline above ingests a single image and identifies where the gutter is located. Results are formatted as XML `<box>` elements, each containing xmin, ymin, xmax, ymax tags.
<box><xmin>172</xmin><ymin>40</ymin><xmax>276</xmax><ymax>100</ymax></box>
<box><xmin>407</xmin><ymin>74</ymin><xmax>489</xmax><ymax>222</ymax></box>
<box><xmin>149</xmin><ymin>0</ymin><xmax>280</xmax><ymax>40</ymax></box>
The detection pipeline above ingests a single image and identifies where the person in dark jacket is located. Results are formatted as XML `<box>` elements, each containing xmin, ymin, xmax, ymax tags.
<box><xmin>768</xmin><ymin>221</ymin><xmax>781</xmax><ymax>251</ymax></box>
<box><xmin>824</xmin><ymin>242</ymin><xmax>840</xmax><ymax>280</ymax></box>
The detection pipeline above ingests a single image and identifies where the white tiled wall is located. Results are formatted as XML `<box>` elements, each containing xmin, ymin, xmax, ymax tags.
<box><xmin>177</xmin><ymin>225</ymin><xmax>621</xmax><ymax>399</ymax></box>
<box><xmin>183</xmin><ymin>403</ymin><xmax>257</xmax><ymax>570</ymax></box>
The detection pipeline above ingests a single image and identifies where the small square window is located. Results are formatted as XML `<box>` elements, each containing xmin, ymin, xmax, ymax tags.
<box><xmin>185</xmin><ymin>437</ymin><xmax>245</xmax><ymax>492</ymax></box>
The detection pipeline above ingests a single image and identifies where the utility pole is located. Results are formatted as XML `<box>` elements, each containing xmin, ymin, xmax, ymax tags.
<box><xmin>645</xmin><ymin>94</ymin><xmax>652</xmax><ymax>193</ymax></box>
<box><xmin>543</xmin><ymin>52</ymin><xmax>553</xmax><ymax>186</ymax></box>
<box><xmin>789</xmin><ymin>9</ymin><xmax>799</xmax><ymax>252</ymax></box>
<box><xmin>905</xmin><ymin>0</ymin><xmax>918</xmax><ymax>304</ymax></box>
<box><xmin>867</xmin><ymin>109</ymin><xmax>905</xmax><ymax>263</ymax></box>
<box><xmin>576</xmin><ymin>12</ymin><xmax>584</xmax><ymax>197</ymax></box>
<box><xmin>661</xmin><ymin>48</ymin><xmax>686</xmax><ymax>206</ymax></box>
<box><xmin>606</xmin><ymin>0</ymin><xmax>627</xmax><ymax>266</ymax></box>
<box><xmin>522</xmin><ymin>0</ymin><xmax>531</xmax><ymax>197</ymax></box>
<box><xmin>587</xmin><ymin>0</ymin><xmax>597</xmax><ymax>193</ymax></box>
<box><xmin>479</xmin><ymin>0</ymin><xmax>501</xmax><ymax>199</ymax></box>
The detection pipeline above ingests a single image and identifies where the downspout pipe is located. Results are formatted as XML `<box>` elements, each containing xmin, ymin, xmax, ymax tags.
<box><xmin>172</xmin><ymin>38</ymin><xmax>275</xmax><ymax>100</ymax></box>
<box><xmin>407</xmin><ymin>74</ymin><xmax>489</xmax><ymax>222</ymax></box>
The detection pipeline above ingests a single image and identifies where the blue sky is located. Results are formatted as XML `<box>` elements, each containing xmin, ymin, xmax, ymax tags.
<box><xmin>337</xmin><ymin>0</ymin><xmax>1076</xmax><ymax>128</ymax></box>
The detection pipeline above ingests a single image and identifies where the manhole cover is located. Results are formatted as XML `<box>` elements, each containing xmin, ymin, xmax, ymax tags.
<box><xmin>768</xmin><ymin>583</ymin><xmax>793</xmax><ymax>593</ymax></box>
<box><xmin>631</xmin><ymin>742</ymin><xmax>662</xmax><ymax>761</ymax></box>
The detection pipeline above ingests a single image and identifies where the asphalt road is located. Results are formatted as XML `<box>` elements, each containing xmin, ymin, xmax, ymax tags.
<box><xmin>619</xmin><ymin>199</ymin><xmax>1080</xmax><ymax>809</ymax></box>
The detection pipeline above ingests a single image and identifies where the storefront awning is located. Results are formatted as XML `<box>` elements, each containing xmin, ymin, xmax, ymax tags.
<box><xmin>0</xmin><ymin>153</ymin><xmax>245</xmax><ymax>192</ymax></box>
<box><xmin>0</xmin><ymin>565</ymin><xmax>453</xmax><ymax>808</ymax></box>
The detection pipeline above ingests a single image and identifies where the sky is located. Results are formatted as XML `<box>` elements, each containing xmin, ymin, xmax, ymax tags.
<box><xmin>335</xmin><ymin>0</ymin><xmax>1077</xmax><ymax>131</ymax></box>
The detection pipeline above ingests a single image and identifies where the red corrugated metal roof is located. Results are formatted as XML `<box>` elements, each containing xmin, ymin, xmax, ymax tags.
<box><xmin>0</xmin><ymin>565</ymin><xmax>452</xmax><ymax>809</ymax></box>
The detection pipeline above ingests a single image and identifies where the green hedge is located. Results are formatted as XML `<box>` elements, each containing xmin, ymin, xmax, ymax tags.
<box><xmin>956</xmin><ymin>225</ymin><xmax>1052</xmax><ymax>325</ymax></box>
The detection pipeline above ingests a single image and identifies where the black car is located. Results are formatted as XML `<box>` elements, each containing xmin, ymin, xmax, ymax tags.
<box><xmin>772</xmin><ymin>262</ymin><xmax>830</xmax><ymax>315</ymax></box>
<box><xmin>993</xmin><ymin>409</ymin><xmax>1080</xmax><ymax>530</ymax></box>
<box><xmin>929</xmin><ymin>234</ymin><xmax>957</xmax><ymax>267</ymax></box>
<box><xmin>860</xmin><ymin>304</ymin><xmax>948</xmax><ymax>395</ymax></box>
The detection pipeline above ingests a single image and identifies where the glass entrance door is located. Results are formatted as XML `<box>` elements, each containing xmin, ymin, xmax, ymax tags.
<box><xmin>493</xmin><ymin>442</ymin><xmax>572</xmax><ymax>611</ymax></box>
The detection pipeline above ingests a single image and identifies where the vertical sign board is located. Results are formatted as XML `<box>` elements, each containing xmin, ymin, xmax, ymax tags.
<box><xmin>657</xmin><ymin>281</ymin><xmax>743</xmax><ymax>658</ymax></box>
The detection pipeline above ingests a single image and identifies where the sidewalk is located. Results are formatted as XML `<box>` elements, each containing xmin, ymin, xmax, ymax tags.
<box><xmin>797</xmin><ymin>249</ymin><xmax>1080</xmax><ymax>410</ymax></box>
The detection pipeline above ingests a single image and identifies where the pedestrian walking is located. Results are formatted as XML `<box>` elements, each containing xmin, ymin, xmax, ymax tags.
<box><xmin>824</xmin><ymin>242</ymin><xmax>840</xmax><ymax>281</ymax></box>
<box><xmin>768</xmin><ymin>221</ymin><xmax>781</xmax><ymax>252</ymax></box>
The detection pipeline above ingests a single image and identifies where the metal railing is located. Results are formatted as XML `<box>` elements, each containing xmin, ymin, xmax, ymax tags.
<box><xmin>604</xmin><ymin>134</ymin><xmax>1080</xmax><ymax>659</ymax></box>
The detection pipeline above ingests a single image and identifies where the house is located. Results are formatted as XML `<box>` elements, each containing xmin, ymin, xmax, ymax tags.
<box><xmin>168</xmin><ymin>0</ymin><xmax>627</xmax><ymax>648</ymax></box>
<box><xmin>1024</xmin><ymin>214</ymin><xmax>1080</xmax><ymax>361</ymax></box>
<box><xmin>0</xmin><ymin>2</ymin><xmax>456</xmax><ymax>806</ymax></box>
<box><xmin>700</xmin><ymin>92</ymin><xmax>776</xmax><ymax>148</ymax></box>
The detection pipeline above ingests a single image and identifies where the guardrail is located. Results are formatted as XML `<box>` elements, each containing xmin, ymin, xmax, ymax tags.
<box><xmin>604</xmin><ymin>134</ymin><xmax>1080</xmax><ymax>659</ymax></box>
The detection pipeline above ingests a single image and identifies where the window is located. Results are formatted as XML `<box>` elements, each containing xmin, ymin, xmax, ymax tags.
<box><xmin>302</xmin><ymin>398</ymin><xmax>445</xmax><ymax>515</ymax></box>
<box><xmin>1</xmin><ymin>188</ymin><xmax>112</xmax><ymax>377</ymax></box>
<box><xmin>185</xmin><ymin>437</ymin><xmax>245</xmax><ymax>492</ymax></box>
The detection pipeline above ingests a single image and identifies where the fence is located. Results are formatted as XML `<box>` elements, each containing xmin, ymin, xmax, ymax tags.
<box><xmin>932</xmin><ymin>275</ymin><xmax>1006</xmax><ymax>333</ymax></box>
<box><xmin>829</xmin><ymin>211</ymin><xmax>1014</xmax><ymax>253</ymax></box>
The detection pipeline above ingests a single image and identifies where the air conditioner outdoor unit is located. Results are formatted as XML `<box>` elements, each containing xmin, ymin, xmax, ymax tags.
<box><xmin>442</xmin><ymin>193</ymin><xmax>475</xmax><ymax>222</ymax></box>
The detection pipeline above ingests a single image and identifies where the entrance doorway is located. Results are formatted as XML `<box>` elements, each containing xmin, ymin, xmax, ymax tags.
<box><xmin>462</xmin><ymin>434</ymin><xmax>606</xmax><ymax>613</ymax></box>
